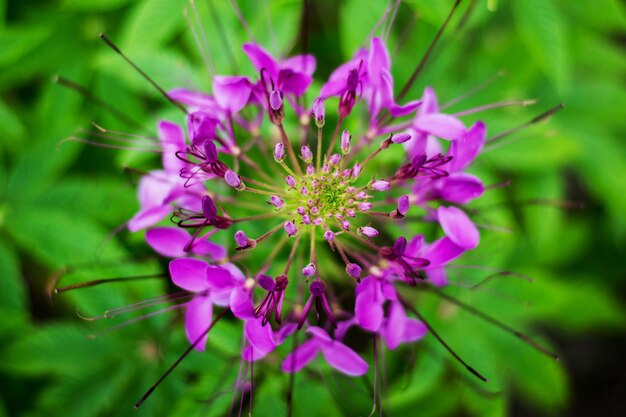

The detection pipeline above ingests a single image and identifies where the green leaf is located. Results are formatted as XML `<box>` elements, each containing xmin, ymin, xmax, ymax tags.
<box><xmin>61</xmin><ymin>0</ymin><xmax>136</xmax><ymax>12</ymax></box>
<box><xmin>1</xmin><ymin>323</ymin><xmax>114</xmax><ymax>376</ymax></box>
<box><xmin>0</xmin><ymin>238</ymin><xmax>27</xmax><ymax>311</ymax></box>
<box><xmin>512</xmin><ymin>0</ymin><xmax>569</xmax><ymax>94</ymax></box>
<box><xmin>120</xmin><ymin>0</ymin><xmax>187</xmax><ymax>55</ymax></box>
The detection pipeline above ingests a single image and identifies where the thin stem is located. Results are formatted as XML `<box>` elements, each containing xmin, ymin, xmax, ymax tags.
<box><xmin>284</xmin><ymin>233</ymin><xmax>302</xmax><ymax>274</ymax></box>
<box><xmin>316</xmin><ymin>126</ymin><xmax>323</xmax><ymax>169</ymax></box>
<box><xmin>134</xmin><ymin>308</ymin><xmax>229</xmax><ymax>408</ymax></box>
<box><xmin>278</xmin><ymin>124</ymin><xmax>303</xmax><ymax>175</ymax></box>
<box><xmin>397</xmin><ymin>294</ymin><xmax>488</xmax><ymax>382</ymax></box>
<box><xmin>325</xmin><ymin>117</ymin><xmax>344</xmax><ymax>159</ymax></box>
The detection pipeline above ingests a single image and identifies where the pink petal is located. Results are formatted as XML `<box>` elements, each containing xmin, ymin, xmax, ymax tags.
<box><xmin>158</xmin><ymin>121</ymin><xmax>186</xmax><ymax>175</ymax></box>
<box><xmin>242</xmin><ymin>345</ymin><xmax>270</xmax><ymax>362</ymax></box>
<box><xmin>168</xmin><ymin>88</ymin><xmax>218</xmax><ymax>111</ymax></box>
<box><xmin>321</xmin><ymin>342</ymin><xmax>369</xmax><ymax>376</ymax></box>
<box><xmin>185</xmin><ymin>295</ymin><xmax>213</xmax><ymax>351</ymax></box>
<box><xmin>450</xmin><ymin>121</ymin><xmax>485</xmax><ymax>171</ymax></box>
<box><xmin>244</xmin><ymin>318</ymin><xmax>275</xmax><ymax>355</ymax></box>
<box><xmin>242</xmin><ymin>43</ymin><xmax>279</xmax><ymax>79</ymax></box>
<box><xmin>213</xmin><ymin>76</ymin><xmax>252</xmax><ymax>113</ymax></box>
<box><xmin>426</xmin><ymin>267</ymin><xmax>448</xmax><ymax>287</ymax></box>
<box><xmin>281</xmin><ymin>340</ymin><xmax>321</xmax><ymax>373</ymax></box>
<box><xmin>137</xmin><ymin>171</ymin><xmax>173</xmax><ymax>209</ymax></box>
<box><xmin>368</xmin><ymin>37</ymin><xmax>390</xmax><ymax>86</ymax></box>
<box><xmin>422</xmin><ymin>237</ymin><xmax>465</xmax><ymax>267</ymax></box>
<box><xmin>169</xmin><ymin>258</ymin><xmax>209</xmax><ymax>292</ymax></box>
<box><xmin>127</xmin><ymin>205</ymin><xmax>171</xmax><ymax>232</ymax></box>
<box><xmin>146</xmin><ymin>227</ymin><xmax>190</xmax><ymax>257</ymax></box>
<box><xmin>281</xmin><ymin>54</ymin><xmax>317</xmax><ymax>76</ymax></box>
<box><xmin>191</xmin><ymin>239</ymin><xmax>227</xmax><ymax>261</ymax></box>
<box><xmin>319</xmin><ymin>78</ymin><xmax>347</xmax><ymax>98</ymax></box>
<box><xmin>354</xmin><ymin>277</ymin><xmax>384</xmax><ymax>332</ymax></box>
<box><xmin>437</xmin><ymin>206</ymin><xmax>479</xmax><ymax>249</ymax></box>
<box><xmin>384</xmin><ymin>301</ymin><xmax>407</xmax><ymax>350</ymax></box>
<box><xmin>307</xmin><ymin>326</ymin><xmax>333</xmax><ymax>344</ymax></box>
<box><xmin>414</xmin><ymin>114</ymin><xmax>466</xmax><ymax>141</ymax></box>
<box><xmin>437</xmin><ymin>173</ymin><xmax>484</xmax><ymax>204</ymax></box>
<box><xmin>205</xmin><ymin>266</ymin><xmax>235</xmax><ymax>291</ymax></box>
<box><xmin>418</xmin><ymin>86</ymin><xmax>439</xmax><ymax>115</ymax></box>
<box><xmin>230</xmin><ymin>287</ymin><xmax>255</xmax><ymax>319</ymax></box>
<box><xmin>402</xmin><ymin>318</ymin><xmax>428</xmax><ymax>342</ymax></box>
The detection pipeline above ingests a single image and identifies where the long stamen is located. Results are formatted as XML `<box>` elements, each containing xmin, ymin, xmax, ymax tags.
<box><xmin>86</xmin><ymin>303</ymin><xmax>184</xmax><ymax>338</ymax></box>
<box><xmin>396</xmin><ymin>0</ymin><xmax>462</xmax><ymax>102</ymax></box>
<box><xmin>425</xmin><ymin>286</ymin><xmax>559</xmax><ymax>360</ymax></box>
<box><xmin>486</xmin><ymin>103</ymin><xmax>564</xmax><ymax>145</ymax></box>
<box><xmin>54</xmin><ymin>76</ymin><xmax>144</xmax><ymax>129</ymax></box>
<box><xmin>397</xmin><ymin>294</ymin><xmax>488</xmax><ymax>382</ymax></box>
<box><xmin>134</xmin><ymin>308</ymin><xmax>229</xmax><ymax>409</ymax></box>
<box><xmin>440</xmin><ymin>69</ymin><xmax>506</xmax><ymax>110</ymax></box>
<box><xmin>453</xmin><ymin>99</ymin><xmax>537</xmax><ymax>117</ymax></box>
<box><xmin>54</xmin><ymin>273</ymin><xmax>166</xmax><ymax>294</ymax></box>
<box><xmin>99</xmin><ymin>33</ymin><xmax>188</xmax><ymax>115</ymax></box>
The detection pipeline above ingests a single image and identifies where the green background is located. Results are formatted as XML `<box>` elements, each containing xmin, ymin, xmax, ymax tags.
<box><xmin>1</xmin><ymin>0</ymin><xmax>625</xmax><ymax>416</ymax></box>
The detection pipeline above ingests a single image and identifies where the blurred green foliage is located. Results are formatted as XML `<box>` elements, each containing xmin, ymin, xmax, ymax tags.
<box><xmin>1</xmin><ymin>0</ymin><xmax>625</xmax><ymax>416</ymax></box>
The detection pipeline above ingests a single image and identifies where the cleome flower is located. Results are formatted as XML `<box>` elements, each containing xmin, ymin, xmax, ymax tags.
<box><xmin>61</xmin><ymin>4</ymin><xmax>562</xmax><ymax>413</ymax></box>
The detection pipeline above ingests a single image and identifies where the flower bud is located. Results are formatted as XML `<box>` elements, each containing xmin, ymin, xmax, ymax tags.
<box><xmin>369</xmin><ymin>179</ymin><xmax>390</xmax><ymax>191</ymax></box>
<box><xmin>225</xmin><ymin>170</ymin><xmax>245</xmax><ymax>191</ymax></box>
<box><xmin>302</xmin><ymin>263</ymin><xmax>316</xmax><ymax>277</ymax></box>
<box><xmin>323</xmin><ymin>231</ymin><xmax>335</xmax><ymax>241</ymax></box>
<box><xmin>274</xmin><ymin>143</ymin><xmax>285</xmax><ymax>161</ymax></box>
<box><xmin>358</xmin><ymin>226</ymin><xmax>379</xmax><ymax>238</ymax></box>
<box><xmin>286</xmin><ymin>175</ymin><xmax>296</xmax><ymax>188</ymax></box>
<box><xmin>270</xmin><ymin>195</ymin><xmax>284</xmax><ymax>209</ymax></box>
<box><xmin>392</xmin><ymin>131</ymin><xmax>412</xmax><ymax>144</ymax></box>
<box><xmin>312</xmin><ymin>98</ymin><xmax>325</xmax><ymax>128</ymax></box>
<box><xmin>301</xmin><ymin>146</ymin><xmax>313</xmax><ymax>162</ymax></box>
<box><xmin>346</xmin><ymin>263</ymin><xmax>362</xmax><ymax>279</ymax></box>
<box><xmin>329</xmin><ymin>154</ymin><xmax>341</xmax><ymax>165</ymax></box>
<box><xmin>235</xmin><ymin>230</ymin><xmax>248</xmax><ymax>248</ymax></box>
<box><xmin>341</xmin><ymin>130</ymin><xmax>351</xmax><ymax>154</ymax></box>
<box><xmin>284</xmin><ymin>221</ymin><xmax>297</xmax><ymax>237</ymax></box>
<box><xmin>201</xmin><ymin>195</ymin><xmax>217</xmax><ymax>220</ymax></box>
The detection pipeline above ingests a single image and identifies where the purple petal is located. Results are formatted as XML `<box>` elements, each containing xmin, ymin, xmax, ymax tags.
<box><xmin>422</xmin><ymin>237</ymin><xmax>465</xmax><ymax>267</ymax></box>
<box><xmin>242</xmin><ymin>345</ymin><xmax>269</xmax><ymax>362</ymax></box>
<box><xmin>307</xmin><ymin>326</ymin><xmax>333</xmax><ymax>344</ymax></box>
<box><xmin>169</xmin><ymin>258</ymin><xmax>209</xmax><ymax>292</ymax></box>
<box><xmin>355</xmin><ymin>277</ymin><xmax>384</xmax><ymax>332</ymax></box>
<box><xmin>279</xmin><ymin>70</ymin><xmax>312</xmax><ymax>96</ymax></box>
<box><xmin>321</xmin><ymin>342</ymin><xmax>369</xmax><ymax>376</ymax></box>
<box><xmin>281</xmin><ymin>54</ymin><xmax>317</xmax><ymax>76</ymax></box>
<box><xmin>319</xmin><ymin>78</ymin><xmax>347</xmax><ymax>98</ymax></box>
<box><xmin>205</xmin><ymin>265</ymin><xmax>235</xmax><ymax>292</ymax></box>
<box><xmin>230</xmin><ymin>287</ymin><xmax>255</xmax><ymax>319</ymax></box>
<box><xmin>402</xmin><ymin>318</ymin><xmax>428</xmax><ymax>343</ymax></box>
<box><xmin>389</xmin><ymin>99</ymin><xmax>422</xmax><ymax>117</ymax></box>
<box><xmin>437</xmin><ymin>206</ymin><xmax>479</xmax><ymax>249</ymax></box>
<box><xmin>426</xmin><ymin>266</ymin><xmax>448</xmax><ymax>286</ymax></box>
<box><xmin>281</xmin><ymin>339</ymin><xmax>321</xmax><ymax>373</ymax></box>
<box><xmin>384</xmin><ymin>301</ymin><xmax>407</xmax><ymax>350</ymax></box>
<box><xmin>245</xmin><ymin>318</ymin><xmax>276</xmax><ymax>356</ymax></box>
<box><xmin>450</xmin><ymin>121</ymin><xmax>486</xmax><ymax>172</ymax></box>
<box><xmin>367</xmin><ymin>37</ymin><xmax>390</xmax><ymax>86</ymax></box>
<box><xmin>137</xmin><ymin>171</ymin><xmax>173</xmax><ymax>209</ymax></box>
<box><xmin>437</xmin><ymin>173</ymin><xmax>484</xmax><ymax>204</ymax></box>
<box><xmin>185</xmin><ymin>295</ymin><xmax>213</xmax><ymax>351</ymax></box>
<box><xmin>213</xmin><ymin>76</ymin><xmax>252</xmax><ymax>113</ymax></box>
<box><xmin>158</xmin><ymin>121</ymin><xmax>186</xmax><ymax>175</ymax></box>
<box><xmin>242</xmin><ymin>43</ymin><xmax>279</xmax><ymax>79</ymax></box>
<box><xmin>127</xmin><ymin>204</ymin><xmax>171</xmax><ymax>232</ymax></box>
<box><xmin>418</xmin><ymin>87</ymin><xmax>439</xmax><ymax>115</ymax></box>
<box><xmin>146</xmin><ymin>227</ymin><xmax>190</xmax><ymax>257</ymax></box>
<box><xmin>191</xmin><ymin>239</ymin><xmax>227</xmax><ymax>261</ymax></box>
<box><xmin>168</xmin><ymin>88</ymin><xmax>218</xmax><ymax>111</ymax></box>
<box><xmin>414</xmin><ymin>114</ymin><xmax>466</xmax><ymax>141</ymax></box>
<box><xmin>275</xmin><ymin>323</ymin><xmax>298</xmax><ymax>345</ymax></box>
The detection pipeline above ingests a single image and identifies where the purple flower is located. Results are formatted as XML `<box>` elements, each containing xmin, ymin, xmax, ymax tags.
<box><xmin>281</xmin><ymin>327</ymin><xmax>368</xmax><ymax>376</ymax></box>
<box><xmin>212</xmin><ymin>76</ymin><xmax>253</xmax><ymax>113</ymax></box>
<box><xmin>243</xmin><ymin>43</ymin><xmax>316</xmax><ymax>97</ymax></box>
<box><xmin>169</xmin><ymin>258</ymin><xmax>243</xmax><ymax>351</ymax></box>
<box><xmin>146</xmin><ymin>227</ymin><xmax>225</xmax><ymax>260</ymax></box>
